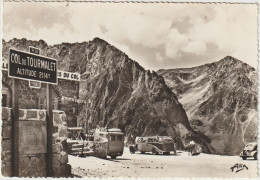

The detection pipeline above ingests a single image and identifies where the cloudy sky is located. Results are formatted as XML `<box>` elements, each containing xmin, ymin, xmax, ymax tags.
<box><xmin>2</xmin><ymin>2</ymin><xmax>258</xmax><ymax>70</ymax></box>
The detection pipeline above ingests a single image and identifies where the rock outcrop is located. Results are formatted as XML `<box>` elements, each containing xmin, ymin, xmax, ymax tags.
<box><xmin>158</xmin><ymin>56</ymin><xmax>258</xmax><ymax>155</ymax></box>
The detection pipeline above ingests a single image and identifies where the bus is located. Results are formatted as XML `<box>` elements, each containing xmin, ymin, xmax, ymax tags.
<box><xmin>94</xmin><ymin>128</ymin><xmax>124</xmax><ymax>159</ymax></box>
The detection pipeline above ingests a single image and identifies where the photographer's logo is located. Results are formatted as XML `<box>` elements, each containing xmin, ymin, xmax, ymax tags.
<box><xmin>230</xmin><ymin>163</ymin><xmax>248</xmax><ymax>173</ymax></box>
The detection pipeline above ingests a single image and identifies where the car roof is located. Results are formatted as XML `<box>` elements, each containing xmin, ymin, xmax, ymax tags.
<box><xmin>98</xmin><ymin>131</ymin><xmax>124</xmax><ymax>135</ymax></box>
<box><xmin>68</xmin><ymin>127</ymin><xmax>83</xmax><ymax>130</ymax></box>
<box><xmin>136</xmin><ymin>136</ymin><xmax>172</xmax><ymax>139</ymax></box>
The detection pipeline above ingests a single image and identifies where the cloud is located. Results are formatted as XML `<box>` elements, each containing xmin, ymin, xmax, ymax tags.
<box><xmin>183</xmin><ymin>41</ymin><xmax>207</xmax><ymax>55</ymax></box>
<box><xmin>165</xmin><ymin>28</ymin><xmax>207</xmax><ymax>60</ymax></box>
<box><xmin>2</xmin><ymin>3</ymin><xmax>258</xmax><ymax>70</ymax></box>
<box><xmin>66</xmin><ymin>3</ymin><xmax>173</xmax><ymax>48</ymax></box>
<box><xmin>3</xmin><ymin>2</ymin><xmax>73</xmax><ymax>44</ymax></box>
<box><xmin>3</xmin><ymin>2</ymin><xmax>71</xmax><ymax>32</ymax></box>
<box><xmin>155</xmin><ymin>52</ymin><xmax>164</xmax><ymax>62</ymax></box>
<box><xmin>164</xmin><ymin>4</ymin><xmax>258</xmax><ymax>68</ymax></box>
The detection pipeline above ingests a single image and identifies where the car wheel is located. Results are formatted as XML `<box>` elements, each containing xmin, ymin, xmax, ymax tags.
<box><xmin>129</xmin><ymin>146</ymin><xmax>136</xmax><ymax>154</ymax></box>
<box><xmin>141</xmin><ymin>151</ymin><xmax>145</xmax><ymax>154</ymax></box>
<box><xmin>111</xmin><ymin>155</ymin><xmax>117</xmax><ymax>159</ymax></box>
<box><xmin>242</xmin><ymin>156</ymin><xmax>247</xmax><ymax>160</ymax></box>
<box><xmin>152</xmin><ymin>148</ymin><xmax>158</xmax><ymax>155</ymax></box>
<box><xmin>254</xmin><ymin>153</ymin><xmax>257</xmax><ymax>160</ymax></box>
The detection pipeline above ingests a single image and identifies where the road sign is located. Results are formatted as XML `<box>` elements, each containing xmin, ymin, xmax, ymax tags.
<box><xmin>58</xmin><ymin>70</ymin><xmax>80</xmax><ymax>81</ymax></box>
<box><xmin>29</xmin><ymin>81</ymin><xmax>41</xmax><ymax>89</ymax></box>
<box><xmin>3</xmin><ymin>61</ymin><xmax>80</xmax><ymax>81</ymax></box>
<box><xmin>8</xmin><ymin>48</ymin><xmax>57</xmax><ymax>84</ymax></box>
<box><xmin>29</xmin><ymin>46</ymin><xmax>40</xmax><ymax>55</ymax></box>
<box><xmin>2</xmin><ymin>61</ymin><xmax>8</xmax><ymax>71</ymax></box>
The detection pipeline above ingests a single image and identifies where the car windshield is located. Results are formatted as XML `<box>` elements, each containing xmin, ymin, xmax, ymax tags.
<box><xmin>110</xmin><ymin>135</ymin><xmax>116</xmax><ymax>141</ymax></box>
<box><xmin>117</xmin><ymin>135</ymin><xmax>123</xmax><ymax>141</ymax></box>
<box><xmin>245</xmin><ymin>143</ymin><xmax>256</xmax><ymax>150</ymax></box>
<box><xmin>158</xmin><ymin>136</ymin><xmax>172</xmax><ymax>143</ymax></box>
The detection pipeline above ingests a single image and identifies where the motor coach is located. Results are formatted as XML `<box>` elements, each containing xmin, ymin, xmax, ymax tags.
<box><xmin>94</xmin><ymin>128</ymin><xmax>124</xmax><ymax>159</ymax></box>
<box><xmin>129</xmin><ymin>136</ymin><xmax>175</xmax><ymax>155</ymax></box>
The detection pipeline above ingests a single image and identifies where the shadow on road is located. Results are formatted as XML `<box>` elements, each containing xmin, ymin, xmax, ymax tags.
<box><xmin>134</xmin><ymin>153</ymin><xmax>181</xmax><ymax>156</ymax></box>
<box><xmin>242</xmin><ymin>158</ymin><xmax>258</xmax><ymax>161</ymax></box>
<box><xmin>99</xmin><ymin>157</ymin><xmax>132</xmax><ymax>162</ymax></box>
<box><xmin>110</xmin><ymin>158</ymin><xmax>131</xmax><ymax>161</ymax></box>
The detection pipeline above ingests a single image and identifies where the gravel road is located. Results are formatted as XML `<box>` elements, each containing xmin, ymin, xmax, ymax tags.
<box><xmin>69</xmin><ymin>147</ymin><xmax>258</xmax><ymax>178</ymax></box>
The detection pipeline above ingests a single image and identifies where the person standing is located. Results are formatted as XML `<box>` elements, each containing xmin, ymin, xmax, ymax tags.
<box><xmin>188</xmin><ymin>140</ymin><xmax>195</xmax><ymax>156</ymax></box>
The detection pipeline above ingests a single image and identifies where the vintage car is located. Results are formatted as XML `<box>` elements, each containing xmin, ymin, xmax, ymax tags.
<box><xmin>129</xmin><ymin>136</ymin><xmax>175</xmax><ymax>155</ymax></box>
<box><xmin>240</xmin><ymin>142</ymin><xmax>257</xmax><ymax>160</ymax></box>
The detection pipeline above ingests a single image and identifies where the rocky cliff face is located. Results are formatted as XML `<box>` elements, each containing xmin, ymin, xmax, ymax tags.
<box><xmin>2</xmin><ymin>38</ymin><xmax>213</xmax><ymax>153</ymax></box>
<box><xmin>158</xmin><ymin>56</ymin><xmax>258</xmax><ymax>155</ymax></box>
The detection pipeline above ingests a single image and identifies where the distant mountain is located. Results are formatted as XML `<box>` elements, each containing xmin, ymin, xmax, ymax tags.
<box><xmin>158</xmin><ymin>56</ymin><xmax>258</xmax><ymax>155</ymax></box>
<box><xmin>2</xmin><ymin>38</ymin><xmax>214</xmax><ymax>153</ymax></box>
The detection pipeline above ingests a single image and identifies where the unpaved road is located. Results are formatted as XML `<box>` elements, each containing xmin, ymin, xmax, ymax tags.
<box><xmin>69</xmin><ymin>147</ymin><xmax>258</xmax><ymax>178</ymax></box>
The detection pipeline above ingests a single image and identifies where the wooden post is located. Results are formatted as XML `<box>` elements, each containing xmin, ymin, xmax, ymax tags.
<box><xmin>46</xmin><ymin>84</ymin><xmax>53</xmax><ymax>177</ymax></box>
<box><xmin>12</xmin><ymin>78</ymin><xmax>19</xmax><ymax>177</ymax></box>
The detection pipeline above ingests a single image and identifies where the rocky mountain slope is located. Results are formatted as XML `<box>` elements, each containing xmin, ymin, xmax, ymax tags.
<box><xmin>2</xmin><ymin>38</ymin><xmax>213</xmax><ymax>153</ymax></box>
<box><xmin>158</xmin><ymin>56</ymin><xmax>258</xmax><ymax>155</ymax></box>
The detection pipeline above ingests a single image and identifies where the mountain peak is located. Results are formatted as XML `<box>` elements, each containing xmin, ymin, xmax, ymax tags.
<box><xmin>222</xmin><ymin>55</ymin><xmax>241</xmax><ymax>63</ymax></box>
<box><xmin>217</xmin><ymin>55</ymin><xmax>255</xmax><ymax>71</ymax></box>
<box><xmin>91</xmin><ymin>37</ymin><xmax>109</xmax><ymax>45</ymax></box>
<box><xmin>223</xmin><ymin>55</ymin><xmax>234</xmax><ymax>59</ymax></box>
<box><xmin>221</xmin><ymin>55</ymin><xmax>248</xmax><ymax>65</ymax></box>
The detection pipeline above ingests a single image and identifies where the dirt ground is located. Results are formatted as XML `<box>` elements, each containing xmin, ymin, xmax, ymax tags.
<box><xmin>69</xmin><ymin>147</ymin><xmax>258</xmax><ymax>178</ymax></box>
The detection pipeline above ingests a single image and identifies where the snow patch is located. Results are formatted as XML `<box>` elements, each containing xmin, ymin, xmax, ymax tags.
<box><xmin>179</xmin><ymin>81</ymin><xmax>211</xmax><ymax>117</ymax></box>
<box><xmin>178</xmin><ymin>73</ymin><xmax>206</xmax><ymax>84</ymax></box>
<box><xmin>241</xmin><ymin>109</ymin><xmax>258</xmax><ymax>140</ymax></box>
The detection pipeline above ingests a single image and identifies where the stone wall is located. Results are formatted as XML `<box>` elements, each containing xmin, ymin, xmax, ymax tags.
<box><xmin>1</xmin><ymin>108</ymin><xmax>12</xmax><ymax>177</ymax></box>
<box><xmin>1</xmin><ymin>107</ymin><xmax>71</xmax><ymax>177</ymax></box>
<box><xmin>2</xmin><ymin>71</ymin><xmax>41</xmax><ymax>109</ymax></box>
<box><xmin>52</xmin><ymin>110</ymin><xmax>71</xmax><ymax>177</ymax></box>
<box><xmin>2</xmin><ymin>71</ymin><xmax>80</xmax><ymax>126</ymax></box>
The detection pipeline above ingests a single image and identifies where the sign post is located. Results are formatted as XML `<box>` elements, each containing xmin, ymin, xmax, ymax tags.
<box><xmin>12</xmin><ymin>78</ymin><xmax>19</xmax><ymax>177</ymax></box>
<box><xmin>46</xmin><ymin>83</ymin><xmax>53</xmax><ymax>177</ymax></box>
<box><xmin>8</xmin><ymin>48</ymin><xmax>57</xmax><ymax>177</ymax></box>
<box><xmin>29</xmin><ymin>81</ymin><xmax>41</xmax><ymax>89</ymax></box>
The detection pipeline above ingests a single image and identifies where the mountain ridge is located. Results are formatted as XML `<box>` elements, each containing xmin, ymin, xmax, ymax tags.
<box><xmin>158</xmin><ymin>56</ymin><xmax>257</xmax><ymax>155</ymax></box>
<box><xmin>158</xmin><ymin>55</ymin><xmax>256</xmax><ymax>72</ymax></box>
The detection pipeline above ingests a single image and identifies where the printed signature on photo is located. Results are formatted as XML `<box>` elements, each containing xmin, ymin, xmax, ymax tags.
<box><xmin>230</xmin><ymin>163</ymin><xmax>248</xmax><ymax>173</ymax></box>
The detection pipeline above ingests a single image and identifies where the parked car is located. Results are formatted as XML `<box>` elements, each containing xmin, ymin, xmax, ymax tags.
<box><xmin>240</xmin><ymin>142</ymin><xmax>257</xmax><ymax>160</ymax></box>
<box><xmin>129</xmin><ymin>136</ymin><xmax>175</xmax><ymax>155</ymax></box>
